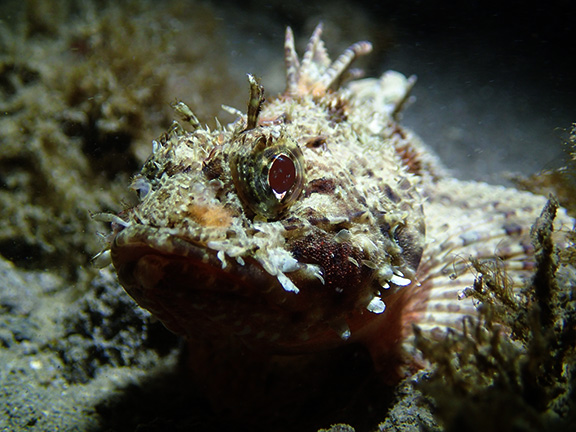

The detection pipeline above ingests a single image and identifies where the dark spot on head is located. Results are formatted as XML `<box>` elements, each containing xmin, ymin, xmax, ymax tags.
<box><xmin>202</xmin><ymin>154</ymin><xmax>223</xmax><ymax>180</ymax></box>
<box><xmin>282</xmin><ymin>217</ymin><xmax>302</xmax><ymax>231</ymax></box>
<box><xmin>355</xmin><ymin>194</ymin><xmax>367</xmax><ymax>207</ymax></box>
<box><xmin>398</xmin><ymin>178</ymin><xmax>412</xmax><ymax>190</ymax></box>
<box><xmin>166</xmin><ymin>162</ymin><xmax>192</xmax><ymax>177</ymax></box>
<box><xmin>350</xmin><ymin>210</ymin><xmax>370</xmax><ymax>223</ymax></box>
<box><xmin>379</xmin><ymin>221</ymin><xmax>392</xmax><ymax>239</ymax></box>
<box><xmin>393</xmin><ymin>226</ymin><xmax>424</xmax><ymax>273</ymax></box>
<box><xmin>400</xmin><ymin>201</ymin><xmax>414</xmax><ymax>212</ymax></box>
<box><xmin>304</xmin><ymin>209</ymin><xmax>331</xmax><ymax>227</ymax></box>
<box><xmin>383</xmin><ymin>184</ymin><xmax>401</xmax><ymax>203</ymax></box>
<box><xmin>304</xmin><ymin>177</ymin><xmax>336</xmax><ymax>197</ymax></box>
<box><xmin>305</xmin><ymin>136</ymin><xmax>327</xmax><ymax>148</ymax></box>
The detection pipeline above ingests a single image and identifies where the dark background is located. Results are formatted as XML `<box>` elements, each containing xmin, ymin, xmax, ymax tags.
<box><xmin>216</xmin><ymin>0</ymin><xmax>576</xmax><ymax>184</ymax></box>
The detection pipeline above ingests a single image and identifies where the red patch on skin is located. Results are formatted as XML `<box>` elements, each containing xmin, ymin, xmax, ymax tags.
<box><xmin>290</xmin><ymin>233</ymin><xmax>370</xmax><ymax>294</ymax></box>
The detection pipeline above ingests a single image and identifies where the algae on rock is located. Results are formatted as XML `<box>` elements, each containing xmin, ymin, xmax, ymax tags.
<box><xmin>414</xmin><ymin>198</ymin><xmax>576</xmax><ymax>432</ymax></box>
<box><xmin>0</xmin><ymin>0</ymin><xmax>239</xmax><ymax>279</ymax></box>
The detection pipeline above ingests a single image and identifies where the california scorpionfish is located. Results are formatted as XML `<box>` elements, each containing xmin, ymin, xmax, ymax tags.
<box><xmin>103</xmin><ymin>24</ymin><xmax>574</xmax><ymax>427</ymax></box>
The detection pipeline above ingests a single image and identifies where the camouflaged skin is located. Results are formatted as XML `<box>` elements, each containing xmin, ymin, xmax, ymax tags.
<box><xmin>105</xmin><ymin>24</ymin><xmax>575</xmax><ymax>420</ymax></box>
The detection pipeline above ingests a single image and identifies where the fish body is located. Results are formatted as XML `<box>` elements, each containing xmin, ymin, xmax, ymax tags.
<box><xmin>107</xmin><ymin>24</ymin><xmax>574</xmax><ymax>425</ymax></box>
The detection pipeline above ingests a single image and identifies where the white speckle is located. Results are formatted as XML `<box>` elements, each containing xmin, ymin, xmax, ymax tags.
<box><xmin>328</xmin><ymin>216</ymin><xmax>348</xmax><ymax>224</ymax></box>
<box><xmin>92</xmin><ymin>249</ymin><xmax>111</xmax><ymax>268</ymax></box>
<box><xmin>217</xmin><ymin>250</ymin><xmax>227</xmax><ymax>269</ymax></box>
<box><xmin>367</xmin><ymin>296</ymin><xmax>386</xmax><ymax>314</ymax></box>
<box><xmin>279</xmin><ymin>255</ymin><xmax>300</xmax><ymax>273</ymax></box>
<box><xmin>378</xmin><ymin>265</ymin><xmax>394</xmax><ymax>281</ymax></box>
<box><xmin>92</xmin><ymin>212</ymin><xmax>130</xmax><ymax>227</ymax></box>
<box><xmin>458</xmin><ymin>288</ymin><xmax>472</xmax><ymax>300</ymax></box>
<box><xmin>347</xmin><ymin>256</ymin><xmax>360</xmax><ymax>267</ymax></box>
<box><xmin>301</xmin><ymin>263</ymin><xmax>324</xmax><ymax>284</ymax></box>
<box><xmin>29</xmin><ymin>360</ymin><xmax>43</xmax><ymax>370</ymax></box>
<box><xmin>277</xmin><ymin>272</ymin><xmax>300</xmax><ymax>293</ymax></box>
<box><xmin>355</xmin><ymin>235</ymin><xmax>378</xmax><ymax>254</ymax></box>
<box><xmin>390</xmin><ymin>274</ymin><xmax>411</xmax><ymax>286</ymax></box>
<box><xmin>260</xmin><ymin>247</ymin><xmax>301</xmax><ymax>275</ymax></box>
<box><xmin>207</xmin><ymin>240</ymin><xmax>228</xmax><ymax>250</ymax></box>
<box><xmin>340</xmin><ymin>328</ymin><xmax>351</xmax><ymax>340</ymax></box>
<box><xmin>130</xmin><ymin>176</ymin><xmax>151</xmax><ymax>199</ymax></box>
<box><xmin>334</xmin><ymin>229</ymin><xmax>352</xmax><ymax>242</ymax></box>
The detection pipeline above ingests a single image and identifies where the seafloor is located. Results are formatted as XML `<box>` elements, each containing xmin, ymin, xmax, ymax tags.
<box><xmin>1</xmin><ymin>1</ymin><xmax>575</xmax><ymax>431</ymax></box>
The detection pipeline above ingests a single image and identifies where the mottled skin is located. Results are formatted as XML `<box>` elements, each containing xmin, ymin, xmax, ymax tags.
<box><xmin>107</xmin><ymin>25</ymin><xmax>574</xmax><ymax>426</ymax></box>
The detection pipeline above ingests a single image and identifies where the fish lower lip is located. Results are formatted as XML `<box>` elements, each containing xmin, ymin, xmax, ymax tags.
<box><xmin>111</xmin><ymin>225</ymin><xmax>296</xmax><ymax>337</ymax></box>
<box><xmin>111</xmin><ymin>226</ymin><xmax>277</xmax><ymax>296</ymax></box>
<box><xmin>110</xmin><ymin>225</ymin><xmax>387</xmax><ymax>353</ymax></box>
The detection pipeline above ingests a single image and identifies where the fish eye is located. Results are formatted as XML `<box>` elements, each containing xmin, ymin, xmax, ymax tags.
<box><xmin>268</xmin><ymin>154</ymin><xmax>296</xmax><ymax>199</ymax></box>
<box><xmin>230</xmin><ymin>134</ymin><xmax>305</xmax><ymax>219</ymax></box>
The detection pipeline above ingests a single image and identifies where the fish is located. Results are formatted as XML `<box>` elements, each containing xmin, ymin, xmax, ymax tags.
<box><xmin>104</xmin><ymin>23</ymin><xmax>574</xmax><ymax>427</ymax></box>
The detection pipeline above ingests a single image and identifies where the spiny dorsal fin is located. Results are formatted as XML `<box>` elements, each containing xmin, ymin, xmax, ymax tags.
<box><xmin>284</xmin><ymin>23</ymin><xmax>372</xmax><ymax>97</ymax></box>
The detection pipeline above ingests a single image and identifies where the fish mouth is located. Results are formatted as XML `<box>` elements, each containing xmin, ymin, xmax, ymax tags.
<box><xmin>110</xmin><ymin>225</ymin><xmax>380</xmax><ymax>352</ymax></box>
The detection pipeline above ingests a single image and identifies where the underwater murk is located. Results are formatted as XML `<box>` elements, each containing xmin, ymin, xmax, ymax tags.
<box><xmin>0</xmin><ymin>1</ymin><xmax>575</xmax><ymax>432</ymax></box>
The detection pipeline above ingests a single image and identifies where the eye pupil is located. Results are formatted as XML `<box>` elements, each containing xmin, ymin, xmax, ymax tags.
<box><xmin>268</xmin><ymin>154</ymin><xmax>296</xmax><ymax>197</ymax></box>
